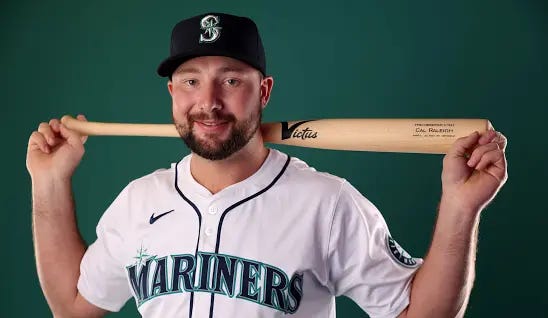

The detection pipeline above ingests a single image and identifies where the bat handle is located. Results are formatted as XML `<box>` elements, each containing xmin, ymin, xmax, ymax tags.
<box><xmin>60</xmin><ymin>115</ymin><xmax>179</xmax><ymax>137</ymax></box>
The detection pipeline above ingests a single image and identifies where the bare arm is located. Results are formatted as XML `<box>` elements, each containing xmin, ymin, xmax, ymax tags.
<box><xmin>27</xmin><ymin>116</ymin><xmax>107</xmax><ymax>318</ymax></box>
<box><xmin>399</xmin><ymin>201</ymin><xmax>479</xmax><ymax>318</ymax></box>
<box><xmin>399</xmin><ymin>130</ymin><xmax>508</xmax><ymax>318</ymax></box>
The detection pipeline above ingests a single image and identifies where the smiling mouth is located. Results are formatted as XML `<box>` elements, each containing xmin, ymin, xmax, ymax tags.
<box><xmin>194</xmin><ymin>121</ymin><xmax>231</xmax><ymax>133</ymax></box>
<box><xmin>197</xmin><ymin>121</ymin><xmax>227</xmax><ymax>126</ymax></box>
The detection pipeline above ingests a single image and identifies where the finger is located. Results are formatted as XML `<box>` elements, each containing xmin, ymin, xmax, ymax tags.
<box><xmin>28</xmin><ymin>131</ymin><xmax>50</xmax><ymax>153</ymax></box>
<box><xmin>47</xmin><ymin>118</ymin><xmax>66</xmax><ymax>147</ymax></box>
<box><xmin>478</xmin><ymin>130</ymin><xmax>497</xmax><ymax>146</ymax></box>
<box><xmin>49</xmin><ymin>118</ymin><xmax>61</xmax><ymax>133</ymax></box>
<box><xmin>448</xmin><ymin>131</ymin><xmax>481</xmax><ymax>158</ymax></box>
<box><xmin>37</xmin><ymin>122</ymin><xmax>57</xmax><ymax>146</ymax></box>
<box><xmin>467</xmin><ymin>142</ymin><xmax>499</xmax><ymax>167</ymax></box>
<box><xmin>479</xmin><ymin>130</ymin><xmax>507</xmax><ymax>151</ymax></box>
<box><xmin>494</xmin><ymin>131</ymin><xmax>507</xmax><ymax>151</ymax></box>
<box><xmin>59</xmin><ymin>123</ymin><xmax>85</xmax><ymax>150</ymax></box>
<box><xmin>475</xmin><ymin>148</ymin><xmax>505</xmax><ymax>171</ymax></box>
<box><xmin>76</xmin><ymin>114</ymin><xmax>88</xmax><ymax>144</ymax></box>
<box><xmin>485</xmin><ymin>151</ymin><xmax>508</xmax><ymax>183</ymax></box>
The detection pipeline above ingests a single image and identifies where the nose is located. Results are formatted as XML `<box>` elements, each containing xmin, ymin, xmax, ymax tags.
<box><xmin>199</xmin><ymin>81</ymin><xmax>222</xmax><ymax>112</ymax></box>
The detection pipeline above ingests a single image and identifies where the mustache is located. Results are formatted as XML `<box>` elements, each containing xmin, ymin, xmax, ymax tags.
<box><xmin>188</xmin><ymin>111</ymin><xmax>236</xmax><ymax>122</ymax></box>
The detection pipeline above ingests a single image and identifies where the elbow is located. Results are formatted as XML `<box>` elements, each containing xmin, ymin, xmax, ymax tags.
<box><xmin>453</xmin><ymin>302</ymin><xmax>468</xmax><ymax>318</ymax></box>
<box><xmin>51</xmin><ymin>306</ymin><xmax>83</xmax><ymax>318</ymax></box>
<box><xmin>48</xmin><ymin>302</ymin><xmax>73</xmax><ymax>318</ymax></box>
<box><xmin>403</xmin><ymin>293</ymin><xmax>471</xmax><ymax>318</ymax></box>
<box><xmin>47</xmin><ymin>299</ymin><xmax>77</xmax><ymax>318</ymax></box>
<box><xmin>403</xmin><ymin>304</ymin><xmax>469</xmax><ymax>318</ymax></box>
<box><xmin>52</xmin><ymin>309</ymin><xmax>103</xmax><ymax>318</ymax></box>
<box><xmin>51</xmin><ymin>308</ymin><xmax>76</xmax><ymax>318</ymax></box>
<box><xmin>50</xmin><ymin>300</ymin><xmax>105</xmax><ymax>318</ymax></box>
<box><xmin>404</xmin><ymin>281</ymin><xmax>473</xmax><ymax>318</ymax></box>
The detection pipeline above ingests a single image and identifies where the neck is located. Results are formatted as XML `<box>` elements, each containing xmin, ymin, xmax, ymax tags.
<box><xmin>189</xmin><ymin>133</ymin><xmax>269</xmax><ymax>194</ymax></box>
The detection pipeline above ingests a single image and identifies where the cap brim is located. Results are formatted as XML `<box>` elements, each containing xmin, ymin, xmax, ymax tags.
<box><xmin>157</xmin><ymin>48</ymin><xmax>264</xmax><ymax>77</ymax></box>
<box><xmin>157</xmin><ymin>54</ymin><xmax>191</xmax><ymax>77</ymax></box>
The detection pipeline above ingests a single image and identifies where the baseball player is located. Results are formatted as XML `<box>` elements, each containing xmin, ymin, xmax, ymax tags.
<box><xmin>26</xmin><ymin>13</ymin><xmax>508</xmax><ymax>318</ymax></box>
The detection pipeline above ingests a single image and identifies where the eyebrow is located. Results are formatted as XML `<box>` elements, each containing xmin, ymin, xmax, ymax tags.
<box><xmin>176</xmin><ymin>67</ymin><xmax>200</xmax><ymax>74</ymax></box>
<box><xmin>175</xmin><ymin>66</ymin><xmax>247</xmax><ymax>75</ymax></box>
<box><xmin>218</xmin><ymin>66</ymin><xmax>246</xmax><ymax>73</ymax></box>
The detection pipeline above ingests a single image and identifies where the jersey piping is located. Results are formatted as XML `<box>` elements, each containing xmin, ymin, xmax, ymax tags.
<box><xmin>174</xmin><ymin>160</ymin><xmax>202</xmax><ymax>318</ymax></box>
<box><xmin>208</xmin><ymin>154</ymin><xmax>291</xmax><ymax>318</ymax></box>
<box><xmin>174</xmin><ymin>154</ymin><xmax>291</xmax><ymax>318</ymax></box>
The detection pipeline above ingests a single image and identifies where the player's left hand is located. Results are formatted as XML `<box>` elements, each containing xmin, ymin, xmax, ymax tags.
<box><xmin>441</xmin><ymin>130</ymin><xmax>508</xmax><ymax>214</ymax></box>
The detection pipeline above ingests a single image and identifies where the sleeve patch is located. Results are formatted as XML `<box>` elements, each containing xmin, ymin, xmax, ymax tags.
<box><xmin>385</xmin><ymin>234</ymin><xmax>419</xmax><ymax>268</ymax></box>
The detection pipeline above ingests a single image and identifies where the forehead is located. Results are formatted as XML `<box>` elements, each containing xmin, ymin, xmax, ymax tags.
<box><xmin>173</xmin><ymin>56</ymin><xmax>258</xmax><ymax>75</ymax></box>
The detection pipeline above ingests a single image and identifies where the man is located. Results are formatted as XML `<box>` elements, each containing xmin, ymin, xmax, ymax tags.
<box><xmin>26</xmin><ymin>12</ymin><xmax>508</xmax><ymax>318</ymax></box>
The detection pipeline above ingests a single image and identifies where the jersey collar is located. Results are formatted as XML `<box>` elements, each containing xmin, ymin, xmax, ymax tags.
<box><xmin>175</xmin><ymin>148</ymin><xmax>288</xmax><ymax>201</ymax></box>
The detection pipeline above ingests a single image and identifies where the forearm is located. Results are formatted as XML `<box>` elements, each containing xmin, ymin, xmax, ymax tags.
<box><xmin>32</xmin><ymin>178</ymin><xmax>87</xmax><ymax>316</ymax></box>
<box><xmin>404</xmin><ymin>198</ymin><xmax>480</xmax><ymax>318</ymax></box>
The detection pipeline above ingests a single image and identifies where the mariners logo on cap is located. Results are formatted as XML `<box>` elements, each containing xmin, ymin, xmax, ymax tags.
<box><xmin>199</xmin><ymin>15</ymin><xmax>222</xmax><ymax>43</ymax></box>
<box><xmin>386</xmin><ymin>234</ymin><xmax>419</xmax><ymax>268</ymax></box>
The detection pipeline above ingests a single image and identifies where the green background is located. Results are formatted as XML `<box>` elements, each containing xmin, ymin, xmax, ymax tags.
<box><xmin>2</xmin><ymin>0</ymin><xmax>546</xmax><ymax>317</ymax></box>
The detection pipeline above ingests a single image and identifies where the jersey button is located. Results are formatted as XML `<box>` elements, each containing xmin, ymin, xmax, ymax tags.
<box><xmin>208</xmin><ymin>206</ymin><xmax>218</xmax><ymax>215</ymax></box>
<box><xmin>205</xmin><ymin>227</ymin><xmax>214</xmax><ymax>236</ymax></box>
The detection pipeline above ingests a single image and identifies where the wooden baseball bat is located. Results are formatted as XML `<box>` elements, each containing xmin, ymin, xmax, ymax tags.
<box><xmin>60</xmin><ymin>115</ymin><xmax>491</xmax><ymax>154</ymax></box>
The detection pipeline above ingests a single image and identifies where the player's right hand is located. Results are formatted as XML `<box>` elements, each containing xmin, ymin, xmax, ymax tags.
<box><xmin>26</xmin><ymin>114</ymin><xmax>89</xmax><ymax>181</ymax></box>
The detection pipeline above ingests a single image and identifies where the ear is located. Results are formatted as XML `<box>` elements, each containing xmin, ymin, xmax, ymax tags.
<box><xmin>260</xmin><ymin>76</ymin><xmax>274</xmax><ymax>109</ymax></box>
<box><xmin>167</xmin><ymin>80</ymin><xmax>174</xmax><ymax>96</ymax></box>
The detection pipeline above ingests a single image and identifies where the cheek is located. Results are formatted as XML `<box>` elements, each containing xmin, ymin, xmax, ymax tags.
<box><xmin>171</xmin><ymin>91</ymin><xmax>193</xmax><ymax>116</ymax></box>
<box><xmin>231</xmin><ymin>87</ymin><xmax>261</xmax><ymax>113</ymax></box>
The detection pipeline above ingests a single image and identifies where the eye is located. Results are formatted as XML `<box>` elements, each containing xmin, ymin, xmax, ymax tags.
<box><xmin>184</xmin><ymin>79</ymin><xmax>198</xmax><ymax>87</ymax></box>
<box><xmin>225</xmin><ymin>78</ymin><xmax>240</xmax><ymax>86</ymax></box>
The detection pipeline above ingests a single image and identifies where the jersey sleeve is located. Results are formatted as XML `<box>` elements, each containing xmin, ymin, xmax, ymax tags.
<box><xmin>77</xmin><ymin>184</ymin><xmax>133</xmax><ymax>312</ymax></box>
<box><xmin>326</xmin><ymin>181</ymin><xmax>423</xmax><ymax>318</ymax></box>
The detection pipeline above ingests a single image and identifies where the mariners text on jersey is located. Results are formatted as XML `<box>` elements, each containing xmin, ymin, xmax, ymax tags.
<box><xmin>126</xmin><ymin>251</ymin><xmax>303</xmax><ymax>313</ymax></box>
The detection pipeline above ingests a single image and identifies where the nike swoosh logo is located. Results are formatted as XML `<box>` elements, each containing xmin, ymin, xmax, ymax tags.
<box><xmin>281</xmin><ymin>120</ymin><xmax>313</xmax><ymax>140</ymax></box>
<box><xmin>149</xmin><ymin>210</ymin><xmax>174</xmax><ymax>224</ymax></box>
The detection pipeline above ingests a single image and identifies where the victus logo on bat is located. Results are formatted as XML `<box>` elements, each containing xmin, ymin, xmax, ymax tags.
<box><xmin>281</xmin><ymin>121</ymin><xmax>318</xmax><ymax>140</ymax></box>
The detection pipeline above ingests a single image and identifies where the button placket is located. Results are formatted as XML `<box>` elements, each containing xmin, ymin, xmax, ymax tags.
<box><xmin>208</xmin><ymin>206</ymin><xmax>218</xmax><ymax>215</ymax></box>
<box><xmin>200</xmin><ymin>203</ymin><xmax>222</xmax><ymax>251</ymax></box>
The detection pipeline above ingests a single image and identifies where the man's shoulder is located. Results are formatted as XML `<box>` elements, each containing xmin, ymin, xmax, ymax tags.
<box><xmin>123</xmin><ymin>162</ymin><xmax>178</xmax><ymax>193</ymax></box>
<box><xmin>275</xmin><ymin>150</ymin><xmax>347</xmax><ymax>191</ymax></box>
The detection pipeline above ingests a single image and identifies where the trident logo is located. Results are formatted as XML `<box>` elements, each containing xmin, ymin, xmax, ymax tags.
<box><xmin>199</xmin><ymin>15</ymin><xmax>222</xmax><ymax>43</ymax></box>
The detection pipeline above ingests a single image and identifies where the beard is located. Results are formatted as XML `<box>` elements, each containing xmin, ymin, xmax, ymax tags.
<box><xmin>174</xmin><ymin>106</ymin><xmax>262</xmax><ymax>161</ymax></box>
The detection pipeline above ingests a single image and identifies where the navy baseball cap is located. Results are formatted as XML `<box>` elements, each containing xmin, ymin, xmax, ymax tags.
<box><xmin>157</xmin><ymin>13</ymin><xmax>266</xmax><ymax>77</ymax></box>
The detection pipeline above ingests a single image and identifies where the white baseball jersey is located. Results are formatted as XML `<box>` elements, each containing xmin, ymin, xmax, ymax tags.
<box><xmin>77</xmin><ymin>148</ymin><xmax>422</xmax><ymax>317</ymax></box>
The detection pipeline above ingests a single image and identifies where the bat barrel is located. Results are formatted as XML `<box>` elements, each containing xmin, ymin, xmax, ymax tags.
<box><xmin>261</xmin><ymin>118</ymin><xmax>490</xmax><ymax>154</ymax></box>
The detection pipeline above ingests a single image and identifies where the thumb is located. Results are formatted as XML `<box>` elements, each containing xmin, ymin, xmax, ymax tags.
<box><xmin>448</xmin><ymin>131</ymin><xmax>481</xmax><ymax>159</ymax></box>
<box><xmin>59</xmin><ymin>123</ymin><xmax>85</xmax><ymax>151</ymax></box>
<box><xmin>76</xmin><ymin>114</ymin><xmax>88</xmax><ymax>144</ymax></box>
